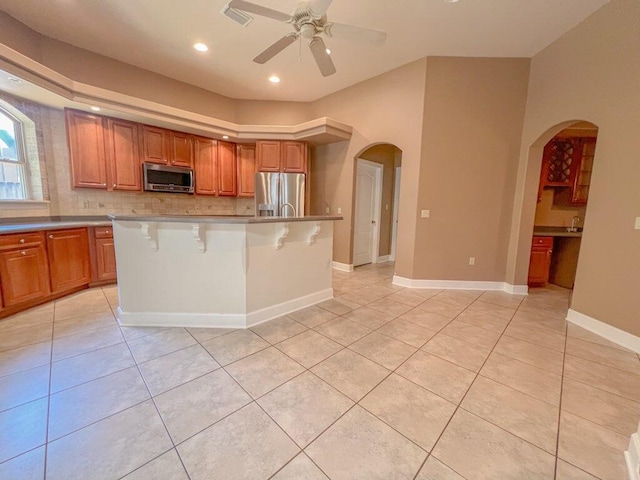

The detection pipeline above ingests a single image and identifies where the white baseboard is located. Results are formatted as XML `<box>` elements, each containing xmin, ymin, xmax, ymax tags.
<box><xmin>392</xmin><ymin>276</ymin><xmax>528</xmax><ymax>294</ymax></box>
<box><xmin>567</xmin><ymin>309</ymin><xmax>640</xmax><ymax>354</ymax></box>
<box><xmin>625</xmin><ymin>430</ymin><xmax>640</xmax><ymax>480</ymax></box>
<box><xmin>117</xmin><ymin>288</ymin><xmax>333</xmax><ymax>329</ymax></box>
<box><xmin>332</xmin><ymin>261</ymin><xmax>354</xmax><ymax>272</ymax></box>
<box><xmin>246</xmin><ymin>289</ymin><xmax>333</xmax><ymax>327</ymax></box>
<box><xmin>375</xmin><ymin>255</ymin><xmax>390</xmax><ymax>263</ymax></box>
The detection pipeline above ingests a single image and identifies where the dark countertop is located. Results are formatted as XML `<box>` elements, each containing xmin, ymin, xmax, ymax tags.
<box><xmin>109</xmin><ymin>214</ymin><xmax>343</xmax><ymax>224</ymax></box>
<box><xmin>533</xmin><ymin>226</ymin><xmax>583</xmax><ymax>238</ymax></box>
<box><xmin>0</xmin><ymin>216</ymin><xmax>112</xmax><ymax>234</ymax></box>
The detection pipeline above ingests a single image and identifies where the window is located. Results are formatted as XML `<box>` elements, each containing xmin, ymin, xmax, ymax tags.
<box><xmin>0</xmin><ymin>109</ymin><xmax>28</xmax><ymax>200</ymax></box>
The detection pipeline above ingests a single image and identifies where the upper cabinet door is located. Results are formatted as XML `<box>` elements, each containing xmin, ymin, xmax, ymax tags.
<box><xmin>571</xmin><ymin>137</ymin><xmax>596</xmax><ymax>205</ymax></box>
<box><xmin>65</xmin><ymin>109</ymin><xmax>108</xmax><ymax>189</ymax></box>
<box><xmin>169</xmin><ymin>131</ymin><xmax>193</xmax><ymax>167</ymax></box>
<box><xmin>141</xmin><ymin>125</ymin><xmax>169</xmax><ymax>164</ymax></box>
<box><xmin>237</xmin><ymin>144</ymin><xmax>256</xmax><ymax>198</ymax></box>
<box><xmin>281</xmin><ymin>141</ymin><xmax>307</xmax><ymax>173</ymax></box>
<box><xmin>193</xmin><ymin>137</ymin><xmax>218</xmax><ymax>195</ymax></box>
<box><xmin>218</xmin><ymin>141</ymin><xmax>237</xmax><ymax>196</ymax></box>
<box><xmin>256</xmin><ymin>141</ymin><xmax>281</xmax><ymax>172</ymax></box>
<box><xmin>105</xmin><ymin>118</ymin><xmax>141</xmax><ymax>191</ymax></box>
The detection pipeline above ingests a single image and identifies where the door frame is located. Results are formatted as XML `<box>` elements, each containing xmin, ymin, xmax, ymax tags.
<box><xmin>390</xmin><ymin>166</ymin><xmax>401</xmax><ymax>262</ymax></box>
<box><xmin>354</xmin><ymin>159</ymin><xmax>383</xmax><ymax>265</ymax></box>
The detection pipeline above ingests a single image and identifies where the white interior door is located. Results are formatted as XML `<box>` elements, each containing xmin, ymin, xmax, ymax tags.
<box><xmin>390</xmin><ymin>167</ymin><xmax>401</xmax><ymax>262</ymax></box>
<box><xmin>353</xmin><ymin>160</ymin><xmax>381</xmax><ymax>267</ymax></box>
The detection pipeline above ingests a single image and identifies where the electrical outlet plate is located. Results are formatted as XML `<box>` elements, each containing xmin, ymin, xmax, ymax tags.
<box><xmin>421</xmin><ymin>210</ymin><xmax>430</xmax><ymax>218</ymax></box>
<box><xmin>469</xmin><ymin>257</ymin><xmax>475</xmax><ymax>266</ymax></box>
<box><xmin>635</xmin><ymin>217</ymin><xmax>640</xmax><ymax>230</ymax></box>
<box><xmin>337</xmin><ymin>207</ymin><xmax>342</xmax><ymax>214</ymax></box>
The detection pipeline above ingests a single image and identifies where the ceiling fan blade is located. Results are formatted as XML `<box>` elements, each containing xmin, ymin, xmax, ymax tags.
<box><xmin>253</xmin><ymin>33</ymin><xmax>298</xmax><ymax>64</ymax></box>
<box><xmin>325</xmin><ymin>22</ymin><xmax>387</xmax><ymax>46</ymax></box>
<box><xmin>228</xmin><ymin>0</ymin><xmax>292</xmax><ymax>22</ymax></box>
<box><xmin>309</xmin><ymin>37</ymin><xmax>336</xmax><ymax>77</ymax></box>
<box><xmin>308</xmin><ymin>0</ymin><xmax>333</xmax><ymax>17</ymax></box>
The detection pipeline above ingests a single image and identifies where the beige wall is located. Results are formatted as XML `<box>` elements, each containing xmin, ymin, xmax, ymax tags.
<box><xmin>235</xmin><ymin>100</ymin><xmax>313</xmax><ymax>126</ymax></box>
<box><xmin>507</xmin><ymin>0</ymin><xmax>640</xmax><ymax>335</ymax></box>
<box><xmin>414</xmin><ymin>57</ymin><xmax>530</xmax><ymax>281</ymax></box>
<box><xmin>310</xmin><ymin>59</ymin><xmax>428</xmax><ymax>273</ymax></box>
<box><xmin>359</xmin><ymin>144</ymin><xmax>401</xmax><ymax>257</ymax></box>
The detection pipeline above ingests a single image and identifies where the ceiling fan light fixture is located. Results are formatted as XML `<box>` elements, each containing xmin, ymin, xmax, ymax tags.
<box><xmin>193</xmin><ymin>43</ymin><xmax>209</xmax><ymax>52</ymax></box>
<box><xmin>269</xmin><ymin>75</ymin><xmax>281</xmax><ymax>83</ymax></box>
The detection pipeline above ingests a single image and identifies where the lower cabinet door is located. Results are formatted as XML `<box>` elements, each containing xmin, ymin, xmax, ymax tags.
<box><xmin>528</xmin><ymin>247</ymin><xmax>552</xmax><ymax>286</ymax></box>
<box><xmin>47</xmin><ymin>228</ymin><xmax>91</xmax><ymax>293</ymax></box>
<box><xmin>95</xmin><ymin>238</ymin><xmax>117</xmax><ymax>282</ymax></box>
<box><xmin>0</xmin><ymin>247</ymin><xmax>50</xmax><ymax>307</ymax></box>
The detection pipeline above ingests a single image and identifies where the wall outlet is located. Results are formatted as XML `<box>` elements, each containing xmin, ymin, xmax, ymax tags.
<box><xmin>337</xmin><ymin>207</ymin><xmax>342</xmax><ymax>214</ymax></box>
<box><xmin>325</xmin><ymin>206</ymin><xmax>330</xmax><ymax>214</ymax></box>
<box><xmin>385</xmin><ymin>203</ymin><xmax>389</xmax><ymax>211</ymax></box>
<box><xmin>421</xmin><ymin>209</ymin><xmax>430</xmax><ymax>218</ymax></box>
<box><xmin>468</xmin><ymin>257</ymin><xmax>475</xmax><ymax>266</ymax></box>
<box><xmin>635</xmin><ymin>217</ymin><xmax>640</xmax><ymax>230</ymax></box>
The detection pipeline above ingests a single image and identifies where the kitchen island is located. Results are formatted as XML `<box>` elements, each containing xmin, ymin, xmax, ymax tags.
<box><xmin>109</xmin><ymin>215</ymin><xmax>341</xmax><ymax>328</ymax></box>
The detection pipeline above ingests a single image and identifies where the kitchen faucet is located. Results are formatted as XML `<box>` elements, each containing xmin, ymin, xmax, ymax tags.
<box><xmin>569</xmin><ymin>216</ymin><xmax>581</xmax><ymax>232</ymax></box>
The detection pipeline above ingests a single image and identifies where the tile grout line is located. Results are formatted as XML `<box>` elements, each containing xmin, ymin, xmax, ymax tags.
<box><xmin>42</xmin><ymin>294</ymin><xmax>56</xmax><ymax>479</ymax></box>
<box><xmin>554</xmin><ymin>323</ymin><xmax>570</xmax><ymax>480</ymax></box>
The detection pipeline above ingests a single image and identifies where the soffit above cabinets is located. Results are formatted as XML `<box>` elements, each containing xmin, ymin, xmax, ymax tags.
<box><xmin>0</xmin><ymin>56</ymin><xmax>352</xmax><ymax>145</ymax></box>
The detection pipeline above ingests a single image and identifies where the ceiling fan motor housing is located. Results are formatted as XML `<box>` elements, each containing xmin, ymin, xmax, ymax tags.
<box><xmin>291</xmin><ymin>3</ymin><xmax>327</xmax><ymax>38</ymax></box>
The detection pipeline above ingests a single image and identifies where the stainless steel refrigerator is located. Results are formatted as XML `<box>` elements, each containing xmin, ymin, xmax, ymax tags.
<box><xmin>255</xmin><ymin>172</ymin><xmax>305</xmax><ymax>217</ymax></box>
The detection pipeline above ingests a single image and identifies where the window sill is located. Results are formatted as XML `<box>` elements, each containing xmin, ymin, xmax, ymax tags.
<box><xmin>0</xmin><ymin>200</ymin><xmax>51</xmax><ymax>210</ymax></box>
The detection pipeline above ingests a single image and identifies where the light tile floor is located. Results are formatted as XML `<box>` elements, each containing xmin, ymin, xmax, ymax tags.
<box><xmin>0</xmin><ymin>262</ymin><xmax>639</xmax><ymax>479</ymax></box>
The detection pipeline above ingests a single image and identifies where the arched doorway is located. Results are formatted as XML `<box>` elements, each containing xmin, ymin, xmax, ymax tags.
<box><xmin>352</xmin><ymin>143</ymin><xmax>402</xmax><ymax>267</ymax></box>
<box><xmin>510</xmin><ymin>120</ymin><xmax>599</xmax><ymax>297</ymax></box>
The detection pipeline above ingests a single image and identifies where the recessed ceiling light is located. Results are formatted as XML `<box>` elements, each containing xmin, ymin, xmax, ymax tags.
<box><xmin>269</xmin><ymin>75</ymin><xmax>281</xmax><ymax>83</ymax></box>
<box><xmin>443</xmin><ymin>0</ymin><xmax>460</xmax><ymax>3</ymax></box>
<box><xmin>193</xmin><ymin>43</ymin><xmax>208</xmax><ymax>52</ymax></box>
<box><xmin>7</xmin><ymin>77</ymin><xmax>22</xmax><ymax>83</ymax></box>
<box><xmin>90</xmin><ymin>106</ymin><xmax>101</xmax><ymax>112</ymax></box>
<box><xmin>222</xmin><ymin>135</ymin><xmax>229</xmax><ymax>139</ymax></box>
<box><xmin>326</xmin><ymin>48</ymin><xmax>331</xmax><ymax>55</ymax></box>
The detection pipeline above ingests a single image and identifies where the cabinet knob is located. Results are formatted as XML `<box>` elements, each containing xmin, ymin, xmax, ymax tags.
<box><xmin>48</xmin><ymin>234</ymin><xmax>54</xmax><ymax>239</ymax></box>
<box><xmin>21</xmin><ymin>250</ymin><xmax>26</xmax><ymax>256</ymax></box>
<box><xmin>19</xmin><ymin>238</ymin><xmax>25</xmax><ymax>244</ymax></box>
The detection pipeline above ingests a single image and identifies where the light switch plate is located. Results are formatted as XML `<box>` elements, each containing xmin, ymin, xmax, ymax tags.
<box><xmin>635</xmin><ymin>217</ymin><xmax>640</xmax><ymax>230</ymax></box>
<box><xmin>337</xmin><ymin>207</ymin><xmax>342</xmax><ymax>214</ymax></box>
<box><xmin>421</xmin><ymin>210</ymin><xmax>430</xmax><ymax>218</ymax></box>
<box><xmin>325</xmin><ymin>206</ymin><xmax>330</xmax><ymax>214</ymax></box>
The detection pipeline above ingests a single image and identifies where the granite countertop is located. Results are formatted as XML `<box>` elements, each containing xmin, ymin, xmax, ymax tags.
<box><xmin>533</xmin><ymin>226</ymin><xmax>583</xmax><ymax>238</ymax></box>
<box><xmin>0</xmin><ymin>216</ymin><xmax>112</xmax><ymax>234</ymax></box>
<box><xmin>109</xmin><ymin>214</ymin><xmax>343</xmax><ymax>224</ymax></box>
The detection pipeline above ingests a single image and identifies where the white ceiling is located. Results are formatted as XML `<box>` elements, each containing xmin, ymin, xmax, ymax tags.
<box><xmin>0</xmin><ymin>0</ymin><xmax>608</xmax><ymax>102</ymax></box>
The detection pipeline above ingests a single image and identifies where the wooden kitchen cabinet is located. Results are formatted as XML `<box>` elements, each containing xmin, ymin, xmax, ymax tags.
<box><xmin>0</xmin><ymin>232</ymin><xmax>50</xmax><ymax>307</ymax></box>
<box><xmin>570</xmin><ymin>137</ymin><xmax>596</xmax><ymax>205</ymax></box>
<box><xmin>256</xmin><ymin>140</ymin><xmax>307</xmax><ymax>174</ymax></box>
<box><xmin>539</xmin><ymin>136</ymin><xmax>596</xmax><ymax>205</ymax></box>
<box><xmin>89</xmin><ymin>226</ymin><xmax>116</xmax><ymax>284</ymax></box>
<box><xmin>281</xmin><ymin>141</ymin><xmax>307</xmax><ymax>173</ymax></box>
<box><xmin>46</xmin><ymin>228</ymin><xmax>91</xmax><ymax>294</ymax></box>
<box><xmin>141</xmin><ymin>125</ymin><xmax>170</xmax><ymax>165</ymax></box>
<box><xmin>194</xmin><ymin>137</ymin><xmax>218</xmax><ymax>195</ymax></box>
<box><xmin>66</xmin><ymin>109</ymin><xmax>108</xmax><ymax>189</ymax></box>
<box><xmin>528</xmin><ymin>236</ymin><xmax>554</xmax><ymax>287</ymax></box>
<box><xmin>105</xmin><ymin>118</ymin><xmax>142</xmax><ymax>191</ymax></box>
<box><xmin>256</xmin><ymin>141</ymin><xmax>281</xmax><ymax>172</ymax></box>
<box><xmin>237</xmin><ymin>144</ymin><xmax>256</xmax><ymax>197</ymax></box>
<box><xmin>218</xmin><ymin>140</ymin><xmax>238</xmax><ymax>196</ymax></box>
<box><xmin>169</xmin><ymin>131</ymin><xmax>193</xmax><ymax>167</ymax></box>
<box><xmin>66</xmin><ymin>110</ymin><xmax>142</xmax><ymax>191</ymax></box>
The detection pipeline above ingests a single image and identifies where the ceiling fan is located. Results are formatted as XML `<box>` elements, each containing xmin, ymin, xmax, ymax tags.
<box><xmin>227</xmin><ymin>0</ymin><xmax>387</xmax><ymax>77</ymax></box>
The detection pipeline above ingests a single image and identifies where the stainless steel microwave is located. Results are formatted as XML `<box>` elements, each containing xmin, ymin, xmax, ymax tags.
<box><xmin>143</xmin><ymin>163</ymin><xmax>194</xmax><ymax>194</ymax></box>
